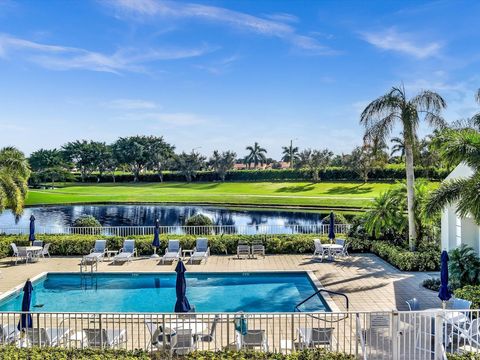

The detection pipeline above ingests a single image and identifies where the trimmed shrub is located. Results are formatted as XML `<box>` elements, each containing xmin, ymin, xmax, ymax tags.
<box><xmin>70</xmin><ymin>165</ymin><xmax>448</xmax><ymax>183</ymax></box>
<box><xmin>185</xmin><ymin>214</ymin><xmax>213</xmax><ymax>226</ymax></box>
<box><xmin>422</xmin><ymin>278</ymin><xmax>441</xmax><ymax>292</ymax></box>
<box><xmin>448</xmin><ymin>352</ymin><xmax>480</xmax><ymax>360</ymax></box>
<box><xmin>0</xmin><ymin>347</ymin><xmax>355</xmax><ymax>360</ymax></box>
<box><xmin>454</xmin><ymin>285</ymin><xmax>480</xmax><ymax>309</ymax></box>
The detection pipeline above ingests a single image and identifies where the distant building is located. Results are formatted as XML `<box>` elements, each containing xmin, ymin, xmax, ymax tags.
<box><xmin>441</xmin><ymin>163</ymin><xmax>479</xmax><ymax>255</ymax></box>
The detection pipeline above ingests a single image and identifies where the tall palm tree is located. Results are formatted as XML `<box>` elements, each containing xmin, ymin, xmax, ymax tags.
<box><xmin>281</xmin><ymin>140</ymin><xmax>300</xmax><ymax>168</ymax></box>
<box><xmin>0</xmin><ymin>147</ymin><xmax>31</xmax><ymax>215</ymax></box>
<box><xmin>360</xmin><ymin>85</ymin><xmax>446</xmax><ymax>250</ymax></box>
<box><xmin>244</xmin><ymin>142</ymin><xmax>267</xmax><ymax>169</ymax></box>
<box><xmin>427</xmin><ymin>90</ymin><xmax>480</xmax><ymax>223</ymax></box>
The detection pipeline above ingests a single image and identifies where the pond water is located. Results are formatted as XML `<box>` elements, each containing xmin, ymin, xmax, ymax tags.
<box><xmin>0</xmin><ymin>204</ymin><xmax>338</xmax><ymax>231</ymax></box>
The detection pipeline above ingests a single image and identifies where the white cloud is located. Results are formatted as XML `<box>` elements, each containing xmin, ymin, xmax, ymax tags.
<box><xmin>104</xmin><ymin>99</ymin><xmax>158</xmax><ymax>110</ymax></box>
<box><xmin>103</xmin><ymin>0</ymin><xmax>335</xmax><ymax>55</ymax></box>
<box><xmin>361</xmin><ymin>28</ymin><xmax>442</xmax><ymax>59</ymax></box>
<box><xmin>0</xmin><ymin>33</ymin><xmax>212</xmax><ymax>73</ymax></box>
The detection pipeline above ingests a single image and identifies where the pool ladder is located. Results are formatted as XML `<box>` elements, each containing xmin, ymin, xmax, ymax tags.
<box><xmin>79</xmin><ymin>259</ymin><xmax>98</xmax><ymax>274</ymax></box>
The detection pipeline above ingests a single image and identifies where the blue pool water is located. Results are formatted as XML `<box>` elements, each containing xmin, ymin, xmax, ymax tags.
<box><xmin>0</xmin><ymin>272</ymin><xmax>329</xmax><ymax>313</ymax></box>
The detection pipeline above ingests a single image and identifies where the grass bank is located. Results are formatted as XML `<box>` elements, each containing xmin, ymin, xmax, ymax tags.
<box><xmin>26</xmin><ymin>181</ymin><xmax>439</xmax><ymax>210</ymax></box>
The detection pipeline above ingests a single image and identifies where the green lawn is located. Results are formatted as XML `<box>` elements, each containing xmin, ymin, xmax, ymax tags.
<box><xmin>26</xmin><ymin>181</ymin><xmax>440</xmax><ymax>210</ymax></box>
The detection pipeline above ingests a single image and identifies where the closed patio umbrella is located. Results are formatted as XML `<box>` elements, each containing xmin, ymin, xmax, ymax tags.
<box><xmin>174</xmin><ymin>260</ymin><xmax>191</xmax><ymax>313</ymax></box>
<box><xmin>151</xmin><ymin>219</ymin><xmax>160</xmax><ymax>258</ymax></box>
<box><xmin>438</xmin><ymin>250</ymin><xmax>452</xmax><ymax>309</ymax></box>
<box><xmin>17</xmin><ymin>280</ymin><xmax>33</xmax><ymax>331</ymax></box>
<box><xmin>29</xmin><ymin>215</ymin><xmax>36</xmax><ymax>244</ymax></box>
<box><xmin>328</xmin><ymin>211</ymin><xmax>335</xmax><ymax>243</ymax></box>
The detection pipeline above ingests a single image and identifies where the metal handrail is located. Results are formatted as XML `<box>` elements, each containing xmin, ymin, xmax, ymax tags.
<box><xmin>294</xmin><ymin>288</ymin><xmax>349</xmax><ymax>312</ymax></box>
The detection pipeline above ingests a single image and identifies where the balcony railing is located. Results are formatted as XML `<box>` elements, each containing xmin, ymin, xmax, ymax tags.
<box><xmin>0</xmin><ymin>309</ymin><xmax>477</xmax><ymax>358</ymax></box>
<box><xmin>0</xmin><ymin>224</ymin><xmax>351</xmax><ymax>237</ymax></box>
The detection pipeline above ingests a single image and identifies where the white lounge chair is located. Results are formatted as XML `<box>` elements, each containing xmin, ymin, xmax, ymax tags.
<box><xmin>190</xmin><ymin>238</ymin><xmax>210</xmax><ymax>264</ymax></box>
<box><xmin>25</xmin><ymin>327</ymin><xmax>71</xmax><ymax>347</ymax></box>
<box><xmin>0</xmin><ymin>324</ymin><xmax>19</xmax><ymax>344</ymax></box>
<box><xmin>83</xmin><ymin>328</ymin><xmax>127</xmax><ymax>348</ymax></box>
<box><xmin>237</xmin><ymin>241</ymin><xmax>250</xmax><ymax>259</ymax></box>
<box><xmin>145</xmin><ymin>321</ymin><xmax>174</xmax><ymax>349</ymax></box>
<box><xmin>82</xmin><ymin>240</ymin><xmax>107</xmax><ymax>264</ymax></box>
<box><xmin>313</xmin><ymin>239</ymin><xmax>328</xmax><ymax>262</ymax></box>
<box><xmin>197</xmin><ymin>315</ymin><xmax>220</xmax><ymax>342</ymax></box>
<box><xmin>162</xmin><ymin>240</ymin><xmax>181</xmax><ymax>264</ymax></box>
<box><xmin>236</xmin><ymin>329</ymin><xmax>268</xmax><ymax>351</ymax></box>
<box><xmin>298</xmin><ymin>327</ymin><xmax>333</xmax><ymax>348</ymax></box>
<box><xmin>251</xmin><ymin>240</ymin><xmax>265</xmax><ymax>258</ymax></box>
<box><xmin>113</xmin><ymin>239</ymin><xmax>137</xmax><ymax>264</ymax></box>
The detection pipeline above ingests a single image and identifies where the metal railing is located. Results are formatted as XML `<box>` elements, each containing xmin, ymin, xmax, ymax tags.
<box><xmin>0</xmin><ymin>309</ymin><xmax>478</xmax><ymax>358</ymax></box>
<box><xmin>0</xmin><ymin>224</ymin><xmax>351</xmax><ymax>237</ymax></box>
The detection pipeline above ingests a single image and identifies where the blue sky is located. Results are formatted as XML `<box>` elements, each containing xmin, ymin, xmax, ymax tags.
<box><xmin>0</xmin><ymin>0</ymin><xmax>479</xmax><ymax>159</ymax></box>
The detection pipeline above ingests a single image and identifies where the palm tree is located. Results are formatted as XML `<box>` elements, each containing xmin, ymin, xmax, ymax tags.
<box><xmin>244</xmin><ymin>142</ymin><xmax>267</xmax><ymax>169</ymax></box>
<box><xmin>360</xmin><ymin>85</ymin><xmax>446</xmax><ymax>250</ymax></box>
<box><xmin>0</xmin><ymin>147</ymin><xmax>31</xmax><ymax>215</ymax></box>
<box><xmin>209</xmin><ymin>150</ymin><xmax>236</xmax><ymax>181</ymax></box>
<box><xmin>281</xmin><ymin>140</ymin><xmax>300</xmax><ymax>168</ymax></box>
<box><xmin>390</xmin><ymin>136</ymin><xmax>406</xmax><ymax>160</ymax></box>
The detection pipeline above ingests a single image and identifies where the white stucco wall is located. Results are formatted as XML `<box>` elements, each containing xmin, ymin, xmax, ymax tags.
<box><xmin>440</xmin><ymin>163</ymin><xmax>479</xmax><ymax>255</ymax></box>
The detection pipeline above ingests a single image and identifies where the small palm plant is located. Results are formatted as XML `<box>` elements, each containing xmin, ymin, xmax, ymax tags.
<box><xmin>0</xmin><ymin>146</ymin><xmax>30</xmax><ymax>215</ymax></box>
<box><xmin>448</xmin><ymin>245</ymin><xmax>480</xmax><ymax>289</ymax></box>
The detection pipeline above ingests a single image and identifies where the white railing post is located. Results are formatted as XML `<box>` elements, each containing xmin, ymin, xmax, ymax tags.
<box><xmin>434</xmin><ymin>310</ymin><xmax>446</xmax><ymax>360</ymax></box>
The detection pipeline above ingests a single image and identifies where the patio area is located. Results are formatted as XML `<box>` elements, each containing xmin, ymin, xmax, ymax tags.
<box><xmin>0</xmin><ymin>253</ymin><xmax>441</xmax><ymax>312</ymax></box>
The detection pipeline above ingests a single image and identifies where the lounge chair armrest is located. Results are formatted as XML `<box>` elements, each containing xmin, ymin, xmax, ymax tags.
<box><xmin>134</xmin><ymin>249</ymin><xmax>138</xmax><ymax>257</ymax></box>
<box><xmin>207</xmin><ymin>247</ymin><xmax>210</xmax><ymax>256</ymax></box>
<box><xmin>178</xmin><ymin>247</ymin><xmax>182</xmax><ymax>255</ymax></box>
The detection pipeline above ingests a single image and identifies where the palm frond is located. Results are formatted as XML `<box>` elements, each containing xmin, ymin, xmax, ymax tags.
<box><xmin>425</xmin><ymin>178</ymin><xmax>466</xmax><ymax>215</ymax></box>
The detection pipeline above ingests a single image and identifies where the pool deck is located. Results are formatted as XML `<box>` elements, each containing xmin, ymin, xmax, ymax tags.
<box><xmin>0</xmin><ymin>253</ymin><xmax>441</xmax><ymax>312</ymax></box>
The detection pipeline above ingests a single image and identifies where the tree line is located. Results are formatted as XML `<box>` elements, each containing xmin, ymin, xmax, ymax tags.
<box><xmin>28</xmin><ymin>130</ymin><xmax>446</xmax><ymax>184</ymax></box>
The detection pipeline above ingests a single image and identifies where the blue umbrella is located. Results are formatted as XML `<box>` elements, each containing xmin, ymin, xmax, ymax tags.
<box><xmin>151</xmin><ymin>219</ymin><xmax>160</xmax><ymax>257</ymax></box>
<box><xmin>328</xmin><ymin>211</ymin><xmax>335</xmax><ymax>242</ymax></box>
<box><xmin>174</xmin><ymin>260</ymin><xmax>191</xmax><ymax>313</ymax></box>
<box><xmin>438</xmin><ymin>250</ymin><xmax>452</xmax><ymax>308</ymax></box>
<box><xmin>28</xmin><ymin>215</ymin><xmax>36</xmax><ymax>244</ymax></box>
<box><xmin>17</xmin><ymin>280</ymin><xmax>33</xmax><ymax>331</ymax></box>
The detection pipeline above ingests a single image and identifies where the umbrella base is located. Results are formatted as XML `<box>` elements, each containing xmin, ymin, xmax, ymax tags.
<box><xmin>150</xmin><ymin>254</ymin><xmax>160</xmax><ymax>259</ymax></box>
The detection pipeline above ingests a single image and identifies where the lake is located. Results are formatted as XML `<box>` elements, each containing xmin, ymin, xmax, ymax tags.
<box><xmin>0</xmin><ymin>205</ymin><xmax>339</xmax><ymax>233</ymax></box>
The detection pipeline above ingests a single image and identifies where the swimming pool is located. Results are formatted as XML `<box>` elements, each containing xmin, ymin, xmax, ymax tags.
<box><xmin>0</xmin><ymin>272</ymin><xmax>330</xmax><ymax>313</ymax></box>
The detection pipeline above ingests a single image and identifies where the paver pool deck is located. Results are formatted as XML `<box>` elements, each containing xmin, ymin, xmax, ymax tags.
<box><xmin>0</xmin><ymin>253</ymin><xmax>441</xmax><ymax>312</ymax></box>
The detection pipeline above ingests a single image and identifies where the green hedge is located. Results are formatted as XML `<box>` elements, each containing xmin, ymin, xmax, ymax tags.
<box><xmin>0</xmin><ymin>234</ymin><xmax>332</xmax><ymax>259</ymax></box>
<box><xmin>448</xmin><ymin>353</ymin><xmax>480</xmax><ymax>360</ymax></box>
<box><xmin>71</xmin><ymin>165</ymin><xmax>447</xmax><ymax>183</ymax></box>
<box><xmin>0</xmin><ymin>234</ymin><xmax>439</xmax><ymax>271</ymax></box>
<box><xmin>0</xmin><ymin>347</ymin><xmax>354</xmax><ymax>360</ymax></box>
<box><xmin>348</xmin><ymin>238</ymin><xmax>440</xmax><ymax>271</ymax></box>
<box><xmin>454</xmin><ymin>285</ymin><xmax>480</xmax><ymax>309</ymax></box>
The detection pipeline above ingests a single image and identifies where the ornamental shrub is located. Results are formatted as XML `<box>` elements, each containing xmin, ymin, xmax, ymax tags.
<box><xmin>454</xmin><ymin>285</ymin><xmax>480</xmax><ymax>309</ymax></box>
<box><xmin>72</xmin><ymin>215</ymin><xmax>101</xmax><ymax>227</ymax></box>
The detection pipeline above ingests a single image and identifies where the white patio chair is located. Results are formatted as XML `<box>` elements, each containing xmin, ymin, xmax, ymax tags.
<box><xmin>145</xmin><ymin>321</ymin><xmax>176</xmax><ymax>349</ymax></box>
<box><xmin>82</xmin><ymin>240</ymin><xmax>107</xmax><ymax>264</ymax></box>
<box><xmin>236</xmin><ymin>329</ymin><xmax>268</xmax><ymax>351</ymax></box>
<box><xmin>197</xmin><ymin>315</ymin><xmax>220</xmax><ymax>342</ymax></box>
<box><xmin>113</xmin><ymin>239</ymin><xmax>136</xmax><ymax>264</ymax></box>
<box><xmin>251</xmin><ymin>240</ymin><xmax>265</xmax><ymax>258</ymax></box>
<box><xmin>162</xmin><ymin>240</ymin><xmax>181</xmax><ymax>264</ymax></box>
<box><xmin>190</xmin><ymin>238</ymin><xmax>210</xmax><ymax>263</ymax></box>
<box><xmin>458</xmin><ymin>318</ymin><xmax>480</xmax><ymax>353</ymax></box>
<box><xmin>41</xmin><ymin>243</ymin><xmax>51</xmax><ymax>258</ymax></box>
<box><xmin>335</xmin><ymin>239</ymin><xmax>348</xmax><ymax>256</ymax></box>
<box><xmin>237</xmin><ymin>241</ymin><xmax>250</xmax><ymax>259</ymax></box>
<box><xmin>83</xmin><ymin>328</ymin><xmax>127</xmax><ymax>348</ymax></box>
<box><xmin>25</xmin><ymin>327</ymin><xmax>71</xmax><ymax>347</ymax></box>
<box><xmin>312</xmin><ymin>239</ymin><xmax>328</xmax><ymax>262</ymax></box>
<box><xmin>298</xmin><ymin>327</ymin><xmax>333</xmax><ymax>348</ymax></box>
<box><xmin>170</xmin><ymin>328</ymin><xmax>196</xmax><ymax>355</ymax></box>
<box><xmin>13</xmin><ymin>245</ymin><xmax>31</xmax><ymax>265</ymax></box>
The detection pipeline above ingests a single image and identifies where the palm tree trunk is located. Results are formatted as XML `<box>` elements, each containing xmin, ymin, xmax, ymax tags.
<box><xmin>405</xmin><ymin>142</ymin><xmax>417</xmax><ymax>250</ymax></box>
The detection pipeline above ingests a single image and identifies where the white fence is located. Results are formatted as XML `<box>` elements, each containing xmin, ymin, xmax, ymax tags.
<box><xmin>0</xmin><ymin>224</ymin><xmax>351</xmax><ymax>237</ymax></box>
<box><xmin>0</xmin><ymin>309</ymin><xmax>479</xmax><ymax>358</ymax></box>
